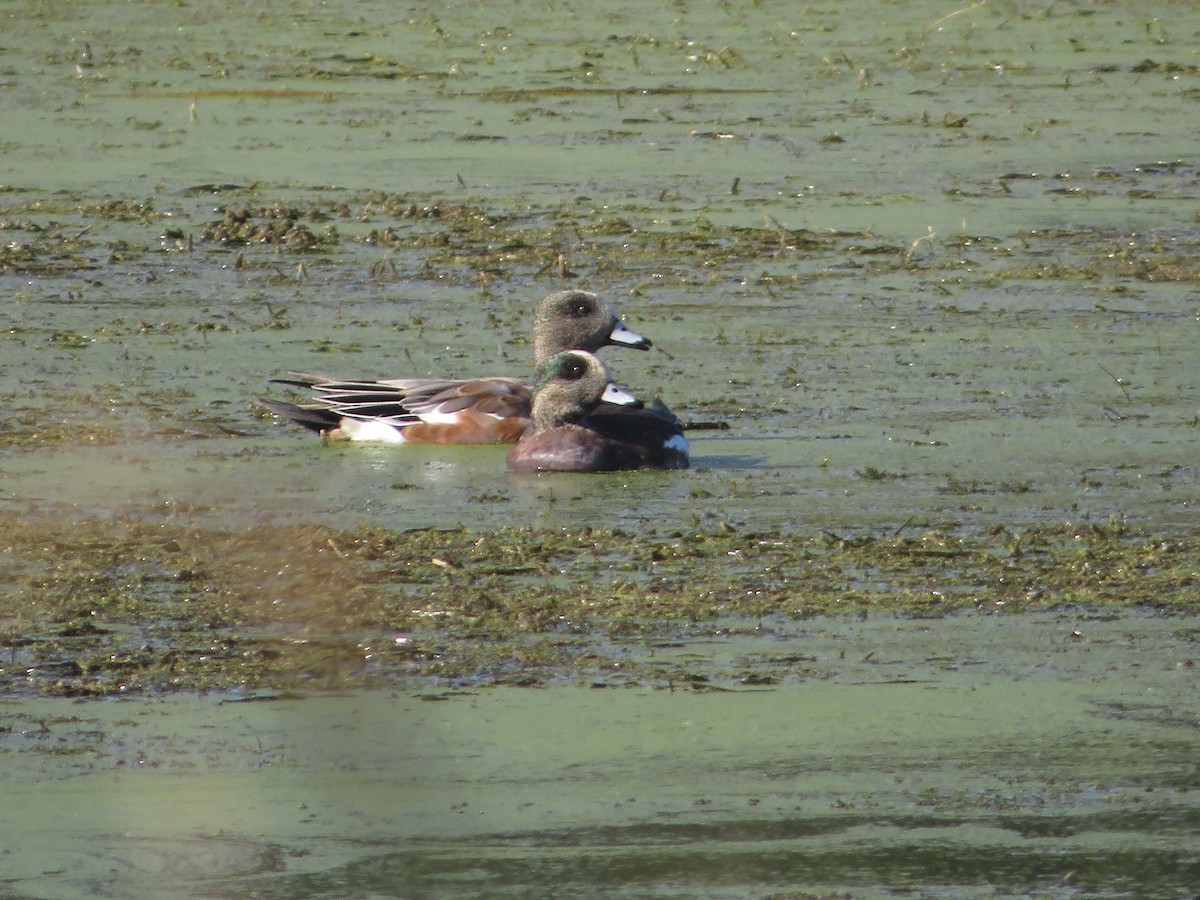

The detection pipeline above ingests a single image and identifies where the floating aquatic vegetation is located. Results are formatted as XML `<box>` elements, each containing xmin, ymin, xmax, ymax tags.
<box><xmin>2</xmin><ymin>515</ymin><xmax>1194</xmax><ymax>697</ymax></box>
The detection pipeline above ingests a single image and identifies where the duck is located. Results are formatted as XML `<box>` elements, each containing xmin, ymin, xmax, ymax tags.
<box><xmin>258</xmin><ymin>290</ymin><xmax>652</xmax><ymax>443</ymax></box>
<box><xmin>508</xmin><ymin>351</ymin><xmax>689</xmax><ymax>473</ymax></box>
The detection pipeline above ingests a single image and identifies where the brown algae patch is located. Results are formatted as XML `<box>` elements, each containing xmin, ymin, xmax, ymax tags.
<box><xmin>2</xmin><ymin>514</ymin><xmax>1195</xmax><ymax>697</ymax></box>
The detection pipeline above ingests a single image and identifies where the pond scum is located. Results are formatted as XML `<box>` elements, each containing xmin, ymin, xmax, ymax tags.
<box><xmin>3</xmin><ymin>187</ymin><xmax>1200</xmax><ymax>697</ymax></box>
<box><xmin>1</xmin><ymin>514</ymin><xmax>1195</xmax><ymax>697</ymax></box>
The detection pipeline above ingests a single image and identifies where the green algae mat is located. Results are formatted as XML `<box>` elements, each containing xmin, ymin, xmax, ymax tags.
<box><xmin>2</xmin><ymin>0</ymin><xmax>1198</xmax><ymax>896</ymax></box>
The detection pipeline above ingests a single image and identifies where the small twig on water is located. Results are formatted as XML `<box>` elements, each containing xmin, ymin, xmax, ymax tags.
<box><xmin>1098</xmin><ymin>364</ymin><xmax>1132</xmax><ymax>401</ymax></box>
<box><xmin>925</xmin><ymin>1</ymin><xmax>987</xmax><ymax>34</ymax></box>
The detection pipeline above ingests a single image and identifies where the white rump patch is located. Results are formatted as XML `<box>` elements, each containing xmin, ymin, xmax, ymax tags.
<box><xmin>339</xmin><ymin>419</ymin><xmax>408</xmax><ymax>443</ymax></box>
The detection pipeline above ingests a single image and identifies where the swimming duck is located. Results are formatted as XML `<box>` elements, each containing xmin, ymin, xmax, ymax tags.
<box><xmin>258</xmin><ymin>290</ymin><xmax>652</xmax><ymax>443</ymax></box>
<box><xmin>508</xmin><ymin>351</ymin><xmax>689</xmax><ymax>473</ymax></box>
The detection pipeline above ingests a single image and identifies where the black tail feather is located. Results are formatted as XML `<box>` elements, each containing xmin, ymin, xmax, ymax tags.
<box><xmin>256</xmin><ymin>398</ymin><xmax>340</xmax><ymax>434</ymax></box>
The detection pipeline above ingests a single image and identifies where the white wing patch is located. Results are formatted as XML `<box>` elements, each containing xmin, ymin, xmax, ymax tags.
<box><xmin>415</xmin><ymin>408</ymin><xmax>505</xmax><ymax>425</ymax></box>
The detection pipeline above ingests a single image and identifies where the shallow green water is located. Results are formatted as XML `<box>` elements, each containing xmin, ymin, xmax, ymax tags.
<box><xmin>2</xmin><ymin>0</ymin><xmax>1199</xmax><ymax>896</ymax></box>
<box><xmin>3</xmin><ymin>0</ymin><xmax>1198</xmax><ymax>535</ymax></box>
<box><xmin>4</xmin><ymin>0</ymin><xmax>1198</xmax><ymax>529</ymax></box>
<box><xmin>3</xmin><ymin>612</ymin><xmax>1198</xmax><ymax>898</ymax></box>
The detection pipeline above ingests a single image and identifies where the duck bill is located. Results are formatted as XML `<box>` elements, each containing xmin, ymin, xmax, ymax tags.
<box><xmin>606</xmin><ymin>319</ymin><xmax>652</xmax><ymax>351</ymax></box>
<box><xmin>600</xmin><ymin>382</ymin><xmax>643</xmax><ymax>408</ymax></box>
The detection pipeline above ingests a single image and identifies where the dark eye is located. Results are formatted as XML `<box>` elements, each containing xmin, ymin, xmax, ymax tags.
<box><xmin>570</xmin><ymin>299</ymin><xmax>594</xmax><ymax>318</ymax></box>
<box><xmin>563</xmin><ymin>359</ymin><xmax>586</xmax><ymax>380</ymax></box>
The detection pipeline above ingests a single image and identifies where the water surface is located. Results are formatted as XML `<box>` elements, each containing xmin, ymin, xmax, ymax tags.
<box><xmin>2</xmin><ymin>0</ymin><xmax>1198</xmax><ymax>896</ymax></box>
<box><xmin>4</xmin><ymin>611</ymin><xmax>1198</xmax><ymax>898</ymax></box>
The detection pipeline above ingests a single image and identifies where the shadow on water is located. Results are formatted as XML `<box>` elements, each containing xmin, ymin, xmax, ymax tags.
<box><xmin>688</xmin><ymin>452</ymin><xmax>772</xmax><ymax>470</ymax></box>
<box><xmin>240</xmin><ymin>839</ymin><xmax>1200</xmax><ymax>900</ymax></box>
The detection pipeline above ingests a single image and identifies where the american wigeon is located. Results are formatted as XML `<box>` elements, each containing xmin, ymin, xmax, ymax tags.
<box><xmin>258</xmin><ymin>290</ymin><xmax>652</xmax><ymax>443</ymax></box>
<box><xmin>508</xmin><ymin>351</ymin><xmax>689</xmax><ymax>473</ymax></box>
